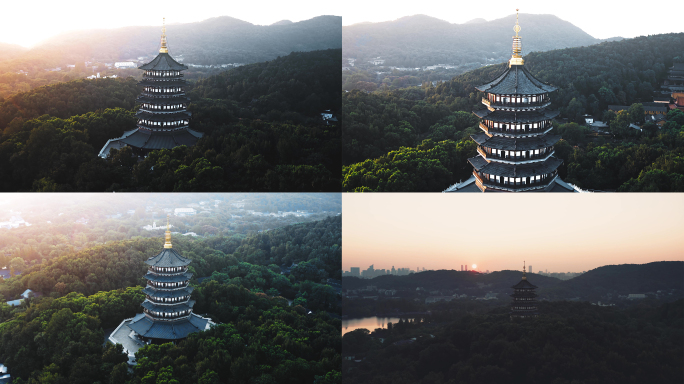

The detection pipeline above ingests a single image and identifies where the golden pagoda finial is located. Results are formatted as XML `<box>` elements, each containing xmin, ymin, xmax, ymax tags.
<box><xmin>522</xmin><ymin>260</ymin><xmax>527</xmax><ymax>280</ymax></box>
<box><xmin>159</xmin><ymin>18</ymin><xmax>168</xmax><ymax>53</ymax></box>
<box><xmin>164</xmin><ymin>215</ymin><xmax>172</xmax><ymax>248</ymax></box>
<box><xmin>509</xmin><ymin>9</ymin><xmax>524</xmax><ymax>67</ymax></box>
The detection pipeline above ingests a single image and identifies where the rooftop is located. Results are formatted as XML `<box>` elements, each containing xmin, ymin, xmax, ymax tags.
<box><xmin>139</xmin><ymin>52</ymin><xmax>188</xmax><ymax>71</ymax></box>
<box><xmin>476</xmin><ymin>65</ymin><xmax>557</xmax><ymax>95</ymax></box>
<box><xmin>145</xmin><ymin>248</ymin><xmax>192</xmax><ymax>267</ymax></box>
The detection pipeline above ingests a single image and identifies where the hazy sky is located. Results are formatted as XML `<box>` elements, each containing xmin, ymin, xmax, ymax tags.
<box><xmin>0</xmin><ymin>1</ymin><xmax>340</xmax><ymax>47</ymax></box>
<box><xmin>342</xmin><ymin>194</ymin><xmax>684</xmax><ymax>273</ymax></box>
<box><xmin>341</xmin><ymin>0</ymin><xmax>684</xmax><ymax>39</ymax></box>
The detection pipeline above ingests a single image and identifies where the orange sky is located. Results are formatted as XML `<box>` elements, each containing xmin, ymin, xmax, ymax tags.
<box><xmin>342</xmin><ymin>194</ymin><xmax>684</xmax><ymax>273</ymax></box>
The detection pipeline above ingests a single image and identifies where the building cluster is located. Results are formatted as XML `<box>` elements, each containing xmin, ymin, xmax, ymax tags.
<box><xmin>0</xmin><ymin>215</ymin><xmax>29</xmax><ymax>230</ymax></box>
<box><xmin>344</xmin><ymin>265</ymin><xmax>427</xmax><ymax>278</ymax></box>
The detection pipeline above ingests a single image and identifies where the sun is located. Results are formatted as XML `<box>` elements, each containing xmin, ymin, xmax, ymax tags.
<box><xmin>472</xmin><ymin>264</ymin><xmax>477</xmax><ymax>269</ymax></box>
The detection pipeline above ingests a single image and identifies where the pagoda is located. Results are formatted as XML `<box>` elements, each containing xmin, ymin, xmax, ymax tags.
<box><xmin>99</xmin><ymin>18</ymin><xmax>202</xmax><ymax>158</ymax></box>
<box><xmin>510</xmin><ymin>261</ymin><xmax>538</xmax><ymax>319</ymax></box>
<box><xmin>108</xmin><ymin>219</ymin><xmax>214</xmax><ymax>364</ymax></box>
<box><xmin>445</xmin><ymin>11</ymin><xmax>577</xmax><ymax>192</ymax></box>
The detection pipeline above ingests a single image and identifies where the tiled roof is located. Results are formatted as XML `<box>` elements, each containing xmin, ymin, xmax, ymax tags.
<box><xmin>476</xmin><ymin>109</ymin><xmax>560</xmax><ymax>123</ymax></box>
<box><xmin>144</xmin><ymin>271</ymin><xmax>193</xmax><ymax>283</ymax></box>
<box><xmin>471</xmin><ymin>133</ymin><xmax>561</xmax><ymax>150</ymax></box>
<box><xmin>511</xmin><ymin>279</ymin><xmax>538</xmax><ymax>289</ymax></box>
<box><xmin>145</xmin><ymin>248</ymin><xmax>191</xmax><ymax>267</ymax></box>
<box><xmin>128</xmin><ymin>313</ymin><xmax>211</xmax><ymax>340</ymax></box>
<box><xmin>141</xmin><ymin>300</ymin><xmax>195</xmax><ymax>314</ymax></box>
<box><xmin>468</xmin><ymin>156</ymin><xmax>563</xmax><ymax>178</ymax></box>
<box><xmin>476</xmin><ymin>65</ymin><xmax>557</xmax><ymax>95</ymax></box>
<box><xmin>139</xmin><ymin>52</ymin><xmax>188</xmax><ymax>71</ymax></box>
<box><xmin>143</xmin><ymin>286</ymin><xmax>194</xmax><ymax>298</ymax></box>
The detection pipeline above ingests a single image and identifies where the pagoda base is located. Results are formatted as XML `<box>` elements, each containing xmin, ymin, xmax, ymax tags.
<box><xmin>99</xmin><ymin>128</ymin><xmax>203</xmax><ymax>158</ymax></box>
<box><xmin>108</xmin><ymin>312</ymin><xmax>214</xmax><ymax>365</ymax></box>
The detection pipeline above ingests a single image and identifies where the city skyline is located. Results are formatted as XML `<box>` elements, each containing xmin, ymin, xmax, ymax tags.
<box><xmin>342</xmin><ymin>194</ymin><xmax>684</xmax><ymax>273</ymax></box>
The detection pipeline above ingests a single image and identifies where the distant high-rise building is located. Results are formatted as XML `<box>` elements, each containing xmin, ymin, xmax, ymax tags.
<box><xmin>511</xmin><ymin>261</ymin><xmax>538</xmax><ymax>319</ymax></box>
<box><xmin>350</xmin><ymin>267</ymin><xmax>360</xmax><ymax>277</ymax></box>
<box><xmin>528</xmin><ymin>265</ymin><xmax>532</xmax><ymax>273</ymax></box>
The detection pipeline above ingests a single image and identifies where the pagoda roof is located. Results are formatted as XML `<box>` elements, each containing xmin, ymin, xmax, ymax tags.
<box><xmin>144</xmin><ymin>271</ymin><xmax>193</xmax><ymax>283</ymax></box>
<box><xmin>476</xmin><ymin>64</ymin><xmax>557</xmax><ymax>95</ymax></box>
<box><xmin>109</xmin><ymin>128</ymin><xmax>203</xmax><ymax>150</ymax></box>
<box><xmin>471</xmin><ymin>133</ymin><xmax>561</xmax><ymax>150</ymax></box>
<box><xmin>141</xmin><ymin>300</ymin><xmax>195</xmax><ymax>314</ymax></box>
<box><xmin>136</xmin><ymin>111</ymin><xmax>192</xmax><ymax>121</ymax></box>
<box><xmin>143</xmin><ymin>285</ymin><xmax>194</xmax><ymax>298</ymax></box>
<box><xmin>128</xmin><ymin>313</ymin><xmax>211</xmax><ymax>340</ymax></box>
<box><xmin>138</xmin><ymin>79</ymin><xmax>187</xmax><ymax>87</ymax></box>
<box><xmin>474</xmin><ymin>109</ymin><xmax>560</xmax><ymax>123</ymax></box>
<box><xmin>145</xmin><ymin>248</ymin><xmax>191</xmax><ymax>267</ymax></box>
<box><xmin>512</xmin><ymin>279</ymin><xmax>538</xmax><ymax>289</ymax></box>
<box><xmin>469</xmin><ymin>156</ymin><xmax>563</xmax><ymax>178</ymax></box>
<box><xmin>137</xmin><ymin>95</ymin><xmax>190</xmax><ymax>104</ymax></box>
<box><xmin>139</xmin><ymin>52</ymin><xmax>188</xmax><ymax>71</ymax></box>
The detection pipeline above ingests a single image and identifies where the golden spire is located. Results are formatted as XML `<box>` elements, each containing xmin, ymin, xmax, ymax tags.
<box><xmin>164</xmin><ymin>215</ymin><xmax>172</xmax><ymax>248</ymax></box>
<box><xmin>522</xmin><ymin>260</ymin><xmax>527</xmax><ymax>280</ymax></box>
<box><xmin>159</xmin><ymin>18</ymin><xmax>168</xmax><ymax>53</ymax></box>
<box><xmin>510</xmin><ymin>9</ymin><xmax>524</xmax><ymax>67</ymax></box>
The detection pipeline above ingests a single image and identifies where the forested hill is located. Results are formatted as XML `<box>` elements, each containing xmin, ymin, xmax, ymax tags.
<box><xmin>2</xmin><ymin>15</ymin><xmax>341</xmax><ymax>70</ymax></box>
<box><xmin>343</xmin><ymin>13</ymin><xmax>600</xmax><ymax>67</ymax></box>
<box><xmin>429</xmin><ymin>33</ymin><xmax>684</xmax><ymax>118</ymax></box>
<box><xmin>0</xmin><ymin>42</ymin><xmax>28</xmax><ymax>61</ymax></box>
<box><xmin>191</xmin><ymin>49</ymin><xmax>341</xmax><ymax>116</ymax></box>
<box><xmin>342</xmin><ymin>261</ymin><xmax>683</xmax><ymax>301</ymax></box>
<box><xmin>0</xmin><ymin>77</ymin><xmax>138</xmax><ymax>133</ymax></box>
<box><xmin>551</xmin><ymin>261</ymin><xmax>684</xmax><ymax>299</ymax></box>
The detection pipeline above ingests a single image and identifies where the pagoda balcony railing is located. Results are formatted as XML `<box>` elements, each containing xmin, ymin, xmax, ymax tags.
<box><xmin>138</xmin><ymin>107</ymin><xmax>188</xmax><ymax>114</ymax></box>
<box><xmin>137</xmin><ymin>122</ymin><xmax>189</xmax><ymax>130</ymax></box>
<box><xmin>474</xmin><ymin>172</ymin><xmax>558</xmax><ymax>192</ymax></box>
<box><xmin>144</xmin><ymin>73</ymin><xmax>184</xmax><ymax>79</ymax></box>
<box><xmin>147</xmin><ymin>281</ymin><xmax>188</xmax><ymax>289</ymax></box>
<box><xmin>479</xmin><ymin>122</ymin><xmax>553</xmax><ymax>137</ymax></box>
<box><xmin>482</xmin><ymin>98</ymin><xmax>551</xmax><ymax>110</ymax></box>
<box><xmin>146</xmin><ymin>296</ymin><xmax>191</xmax><ymax>305</ymax></box>
<box><xmin>140</xmin><ymin>91</ymin><xmax>187</xmax><ymax>98</ymax></box>
<box><xmin>146</xmin><ymin>284</ymin><xmax>190</xmax><ymax>292</ymax></box>
<box><xmin>143</xmin><ymin>310</ymin><xmax>192</xmax><ymax>321</ymax></box>
<box><xmin>478</xmin><ymin>147</ymin><xmax>554</xmax><ymax>164</ymax></box>
<box><xmin>146</xmin><ymin>269</ymin><xmax>188</xmax><ymax>277</ymax></box>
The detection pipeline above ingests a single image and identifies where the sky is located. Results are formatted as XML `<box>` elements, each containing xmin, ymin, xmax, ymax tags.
<box><xmin>342</xmin><ymin>194</ymin><xmax>684</xmax><ymax>273</ymax></box>
<box><xmin>341</xmin><ymin>0</ymin><xmax>684</xmax><ymax>39</ymax></box>
<box><xmin>0</xmin><ymin>1</ymin><xmax>341</xmax><ymax>47</ymax></box>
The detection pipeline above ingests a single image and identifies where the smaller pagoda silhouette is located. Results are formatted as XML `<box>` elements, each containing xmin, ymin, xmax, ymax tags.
<box><xmin>510</xmin><ymin>261</ymin><xmax>538</xmax><ymax>319</ymax></box>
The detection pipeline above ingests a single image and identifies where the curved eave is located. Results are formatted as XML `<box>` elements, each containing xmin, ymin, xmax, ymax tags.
<box><xmin>136</xmin><ymin>111</ymin><xmax>191</xmax><ymax>121</ymax></box>
<box><xmin>469</xmin><ymin>156</ymin><xmax>562</xmax><ymax>178</ymax></box>
<box><xmin>474</xmin><ymin>109</ymin><xmax>560</xmax><ymax>123</ymax></box>
<box><xmin>139</xmin><ymin>52</ymin><xmax>188</xmax><ymax>71</ymax></box>
<box><xmin>145</xmin><ymin>271</ymin><xmax>193</xmax><ymax>283</ymax></box>
<box><xmin>471</xmin><ymin>133</ymin><xmax>561</xmax><ymax>150</ymax></box>
<box><xmin>476</xmin><ymin>65</ymin><xmax>557</xmax><ymax>95</ymax></box>
<box><xmin>137</xmin><ymin>95</ymin><xmax>190</xmax><ymax>104</ymax></box>
<box><xmin>138</xmin><ymin>79</ymin><xmax>187</xmax><ymax>87</ymax></box>
<box><xmin>145</xmin><ymin>248</ymin><xmax>192</xmax><ymax>267</ymax></box>
<box><xmin>142</xmin><ymin>300</ymin><xmax>195</xmax><ymax>313</ymax></box>
<box><xmin>143</xmin><ymin>286</ymin><xmax>194</xmax><ymax>298</ymax></box>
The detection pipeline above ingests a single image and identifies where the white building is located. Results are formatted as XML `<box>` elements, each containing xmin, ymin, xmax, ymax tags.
<box><xmin>174</xmin><ymin>208</ymin><xmax>196</xmax><ymax>217</ymax></box>
<box><xmin>115</xmin><ymin>62</ymin><xmax>137</xmax><ymax>69</ymax></box>
<box><xmin>627</xmin><ymin>294</ymin><xmax>646</xmax><ymax>299</ymax></box>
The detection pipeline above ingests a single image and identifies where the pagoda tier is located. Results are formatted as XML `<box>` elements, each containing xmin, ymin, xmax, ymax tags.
<box><xmin>510</xmin><ymin>264</ymin><xmax>538</xmax><ymax>319</ymax></box>
<box><xmin>98</xmin><ymin>20</ymin><xmax>202</xmax><ymax>158</ymax></box>
<box><xmin>445</xmin><ymin>11</ymin><xmax>574</xmax><ymax>193</ymax></box>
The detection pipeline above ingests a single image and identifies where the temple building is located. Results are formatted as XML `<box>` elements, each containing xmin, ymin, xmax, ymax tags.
<box><xmin>99</xmin><ymin>19</ymin><xmax>202</xmax><ymax>158</ymax></box>
<box><xmin>108</xmin><ymin>220</ymin><xmax>214</xmax><ymax>364</ymax></box>
<box><xmin>445</xmin><ymin>11</ymin><xmax>578</xmax><ymax>192</ymax></box>
<box><xmin>510</xmin><ymin>262</ymin><xmax>538</xmax><ymax>319</ymax></box>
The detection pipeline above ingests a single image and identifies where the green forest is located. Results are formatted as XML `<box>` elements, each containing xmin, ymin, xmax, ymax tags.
<box><xmin>0</xmin><ymin>216</ymin><xmax>342</xmax><ymax>383</ymax></box>
<box><xmin>342</xmin><ymin>300</ymin><xmax>683</xmax><ymax>384</ymax></box>
<box><xmin>0</xmin><ymin>49</ymin><xmax>342</xmax><ymax>192</ymax></box>
<box><xmin>342</xmin><ymin>33</ymin><xmax>684</xmax><ymax>192</ymax></box>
